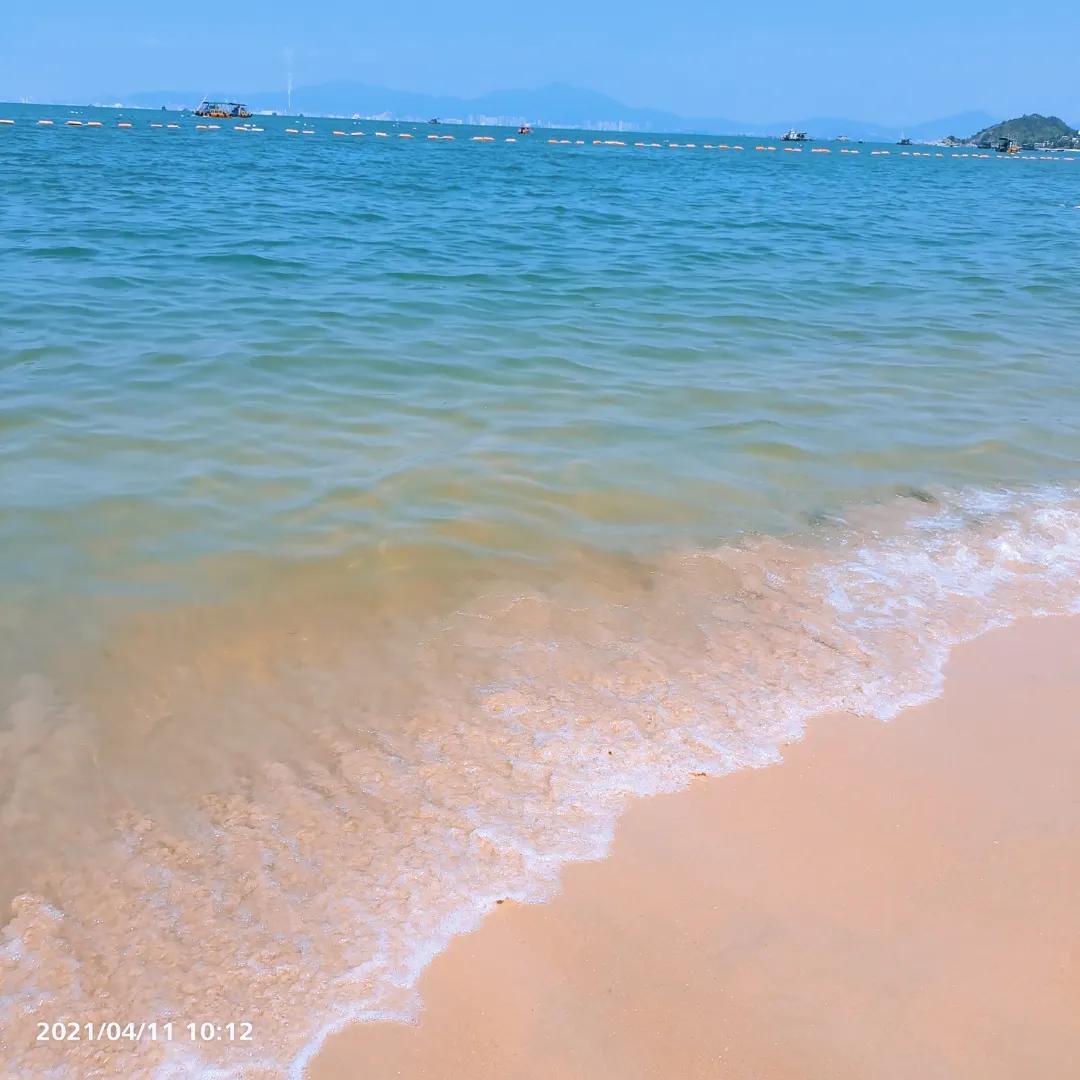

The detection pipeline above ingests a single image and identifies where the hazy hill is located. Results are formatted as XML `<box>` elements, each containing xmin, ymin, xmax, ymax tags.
<box><xmin>122</xmin><ymin>81</ymin><xmax>994</xmax><ymax>141</ymax></box>
<box><xmin>124</xmin><ymin>81</ymin><xmax>727</xmax><ymax>131</ymax></box>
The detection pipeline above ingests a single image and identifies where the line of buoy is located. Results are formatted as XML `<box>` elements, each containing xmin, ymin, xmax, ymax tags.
<box><xmin>6</xmin><ymin>120</ymin><xmax>1079</xmax><ymax>168</ymax></box>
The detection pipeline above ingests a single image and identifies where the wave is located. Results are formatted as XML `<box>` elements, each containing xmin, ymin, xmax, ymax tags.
<box><xmin>2</xmin><ymin>485</ymin><xmax>1079</xmax><ymax>1078</ymax></box>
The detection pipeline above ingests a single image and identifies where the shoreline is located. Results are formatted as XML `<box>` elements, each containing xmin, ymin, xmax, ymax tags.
<box><xmin>307</xmin><ymin>613</ymin><xmax>1080</xmax><ymax>1079</ymax></box>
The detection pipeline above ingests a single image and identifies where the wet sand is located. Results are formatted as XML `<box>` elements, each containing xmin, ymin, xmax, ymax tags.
<box><xmin>308</xmin><ymin>615</ymin><xmax>1080</xmax><ymax>1080</ymax></box>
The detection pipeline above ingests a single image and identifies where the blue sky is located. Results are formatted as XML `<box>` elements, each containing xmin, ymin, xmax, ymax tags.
<box><xmin>3</xmin><ymin>1</ymin><xmax>1078</xmax><ymax>124</ymax></box>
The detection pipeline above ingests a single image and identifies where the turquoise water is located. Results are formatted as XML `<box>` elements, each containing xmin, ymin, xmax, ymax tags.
<box><xmin>3</xmin><ymin>102</ymin><xmax>1080</xmax><ymax>1077</ymax></box>
<box><xmin>4</xmin><ymin>103</ymin><xmax>1080</xmax><ymax>607</ymax></box>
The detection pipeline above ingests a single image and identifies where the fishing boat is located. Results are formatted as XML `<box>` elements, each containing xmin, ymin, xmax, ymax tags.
<box><xmin>780</xmin><ymin>129</ymin><xmax>808</xmax><ymax>142</ymax></box>
<box><xmin>518</xmin><ymin>125</ymin><xmax>533</xmax><ymax>135</ymax></box>
<box><xmin>897</xmin><ymin>136</ymin><xmax>912</xmax><ymax>146</ymax></box>
<box><xmin>194</xmin><ymin>100</ymin><xmax>252</xmax><ymax>119</ymax></box>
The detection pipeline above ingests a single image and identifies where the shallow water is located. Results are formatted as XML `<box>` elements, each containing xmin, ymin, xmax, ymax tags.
<box><xmin>2</xmin><ymin>103</ymin><xmax>1080</xmax><ymax>1077</ymax></box>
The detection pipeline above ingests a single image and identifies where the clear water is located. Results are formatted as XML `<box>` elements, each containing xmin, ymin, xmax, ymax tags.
<box><xmin>2</xmin><ymin>102</ymin><xmax>1080</xmax><ymax>1077</ymax></box>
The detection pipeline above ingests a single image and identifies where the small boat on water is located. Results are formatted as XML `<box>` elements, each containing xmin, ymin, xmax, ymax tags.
<box><xmin>518</xmin><ymin>125</ymin><xmax>533</xmax><ymax>135</ymax></box>
<box><xmin>194</xmin><ymin>100</ymin><xmax>252</xmax><ymax>119</ymax></box>
<box><xmin>897</xmin><ymin>136</ymin><xmax>912</xmax><ymax>146</ymax></box>
<box><xmin>780</xmin><ymin>129</ymin><xmax>808</xmax><ymax>142</ymax></box>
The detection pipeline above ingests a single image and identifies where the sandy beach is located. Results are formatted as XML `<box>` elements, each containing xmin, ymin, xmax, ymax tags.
<box><xmin>309</xmin><ymin>614</ymin><xmax>1080</xmax><ymax>1080</ymax></box>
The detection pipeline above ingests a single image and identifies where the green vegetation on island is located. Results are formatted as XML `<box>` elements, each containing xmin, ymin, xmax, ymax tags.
<box><xmin>966</xmin><ymin>114</ymin><xmax>1079</xmax><ymax>149</ymax></box>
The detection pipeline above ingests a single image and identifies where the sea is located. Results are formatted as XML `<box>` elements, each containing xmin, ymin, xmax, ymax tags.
<box><xmin>2</xmin><ymin>101</ymin><xmax>1080</xmax><ymax>1078</ymax></box>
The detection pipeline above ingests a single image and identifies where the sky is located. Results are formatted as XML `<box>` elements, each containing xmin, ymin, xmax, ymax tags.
<box><xmin>3</xmin><ymin>1</ymin><xmax>1079</xmax><ymax>125</ymax></box>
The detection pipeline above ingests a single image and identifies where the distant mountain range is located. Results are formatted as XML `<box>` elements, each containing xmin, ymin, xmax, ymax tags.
<box><xmin>119</xmin><ymin>81</ymin><xmax>1003</xmax><ymax>141</ymax></box>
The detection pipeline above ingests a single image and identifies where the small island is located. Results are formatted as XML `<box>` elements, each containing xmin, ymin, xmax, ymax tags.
<box><xmin>943</xmin><ymin>113</ymin><xmax>1080</xmax><ymax>150</ymax></box>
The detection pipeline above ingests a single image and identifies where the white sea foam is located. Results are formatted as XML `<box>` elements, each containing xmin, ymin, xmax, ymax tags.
<box><xmin>2</xmin><ymin>486</ymin><xmax>1079</xmax><ymax>1078</ymax></box>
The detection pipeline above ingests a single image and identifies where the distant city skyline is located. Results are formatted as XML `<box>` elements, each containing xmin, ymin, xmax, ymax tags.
<box><xmin>3</xmin><ymin>0</ymin><xmax>1079</xmax><ymax>126</ymax></box>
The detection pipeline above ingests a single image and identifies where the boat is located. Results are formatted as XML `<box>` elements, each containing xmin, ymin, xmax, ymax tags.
<box><xmin>518</xmin><ymin>125</ymin><xmax>533</xmax><ymax>135</ymax></box>
<box><xmin>194</xmin><ymin>100</ymin><xmax>252</xmax><ymax>119</ymax></box>
<box><xmin>897</xmin><ymin>136</ymin><xmax>912</xmax><ymax>146</ymax></box>
<box><xmin>996</xmin><ymin>137</ymin><xmax>1020</xmax><ymax>154</ymax></box>
<box><xmin>836</xmin><ymin>134</ymin><xmax>850</xmax><ymax>142</ymax></box>
<box><xmin>780</xmin><ymin>129</ymin><xmax>808</xmax><ymax>142</ymax></box>
<box><xmin>428</xmin><ymin>117</ymin><xmax>440</xmax><ymax>125</ymax></box>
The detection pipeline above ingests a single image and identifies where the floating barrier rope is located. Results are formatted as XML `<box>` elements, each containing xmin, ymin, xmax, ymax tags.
<box><xmin>2</xmin><ymin>118</ymin><xmax>1075</xmax><ymax>162</ymax></box>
